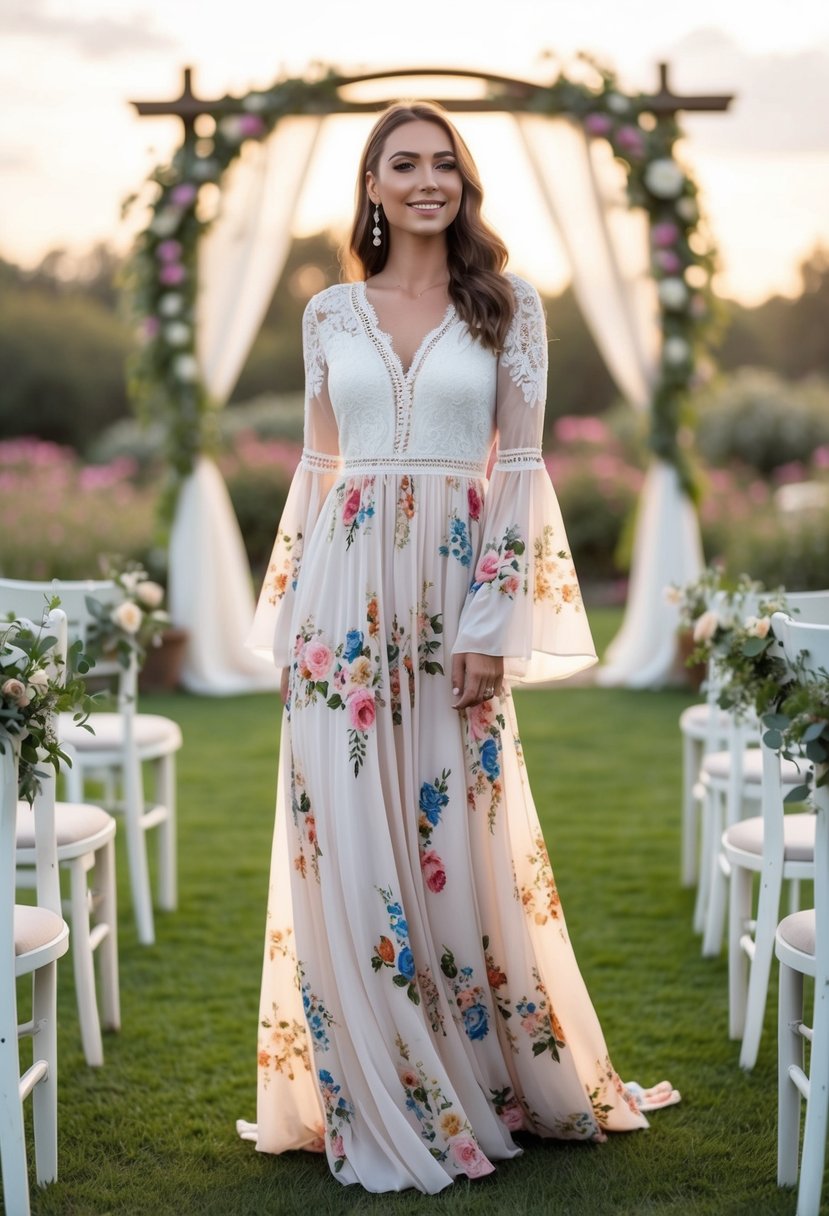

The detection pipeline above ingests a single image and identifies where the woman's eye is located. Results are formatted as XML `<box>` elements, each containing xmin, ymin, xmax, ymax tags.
<box><xmin>437</xmin><ymin>161</ymin><xmax>457</xmax><ymax>171</ymax></box>
<box><xmin>392</xmin><ymin>161</ymin><xmax>414</xmax><ymax>172</ymax></box>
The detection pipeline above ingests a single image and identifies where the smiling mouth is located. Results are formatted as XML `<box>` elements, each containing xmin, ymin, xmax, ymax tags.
<box><xmin>408</xmin><ymin>201</ymin><xmax>444</xmax><ymax>211</ymax></box>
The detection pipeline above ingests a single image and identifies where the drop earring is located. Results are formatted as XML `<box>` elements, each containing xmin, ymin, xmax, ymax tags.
<box><xmin>372</xmin><ymin>204</ymin><xmax>382</xmax><ymax>247</ymax></box>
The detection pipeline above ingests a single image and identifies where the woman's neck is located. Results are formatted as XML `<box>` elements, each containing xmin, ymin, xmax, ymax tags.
<box><xmin>371</xmin><ymin>234</ymin><xmax>449</xmax><ymax>296</ymax></box>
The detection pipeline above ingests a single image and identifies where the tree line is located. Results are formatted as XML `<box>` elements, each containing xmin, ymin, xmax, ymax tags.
<box><xmin>0</xmin><ymin>234</ymin><xmax>827</xmax><ymax>456</ymax></box>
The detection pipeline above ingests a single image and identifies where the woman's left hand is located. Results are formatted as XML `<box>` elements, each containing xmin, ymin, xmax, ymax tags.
<box><xmin>451</xmin><ymin>652</ymin><xmax>504</xmax><ymax>710</ymax></box>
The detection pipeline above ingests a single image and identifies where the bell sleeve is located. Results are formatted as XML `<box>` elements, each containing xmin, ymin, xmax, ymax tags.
<box><xmin>452</xmin><ymin>276</ymin><xmax>597</xmax><ymax>684</ymax></box>
<box><xmin>247</xmin><ymin>299</ymin><xmax>341</xmax><ymax>667</ymax></box>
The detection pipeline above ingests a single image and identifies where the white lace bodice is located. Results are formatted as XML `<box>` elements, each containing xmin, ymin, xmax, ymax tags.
<box><xmin>301</xmin><ymin>273</ymin><xmax>548</xmax><ymax>475</ymax></box>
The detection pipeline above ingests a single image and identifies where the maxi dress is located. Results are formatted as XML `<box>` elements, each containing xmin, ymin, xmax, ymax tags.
<box><xmin>241</xmin><ymin>273</ymin><xmax>647</xmax><ymax>1194</ymax></box>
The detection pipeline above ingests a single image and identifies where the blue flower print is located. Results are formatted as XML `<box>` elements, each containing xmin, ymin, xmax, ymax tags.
<box><xmin>319</xmin><ymin>1068</ymin><xmax>334</xmax><ymax>1086</ymax></box>
<box><xmin>439</xmin><ymin>515</ymin><xmax>473</xmax><ymax>567</ymax></box>
<box><xmin>344</xmin><ymin>629</ymin><xmax>364</xmax><ymax>662</ymax></box>
<box><xmin>462</xmin><ymin>1002</ymin><xmax>490</xmax><ymax>1041</ymax></box>
<box><xmin>375</xmin><ymin>884</ymin><xmax>420</xmax><ymax>1004</ymax></box>
<box><xmin>397</xmin><ymin>947</ymin><xmax>415</xmax><ymax>981</ymax></box>
<box><xmin>419</xmin><ymin>780</ymin><xmax>449</xmax><ymax>827</ymax></box>
<box><xmin>479</xmin><ymin>738</ymin><xmax>500</xmax><ymax>779</ymax></box>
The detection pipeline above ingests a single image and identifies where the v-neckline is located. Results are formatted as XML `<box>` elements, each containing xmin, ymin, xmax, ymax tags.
<box><xmin>355</xmin><ymin>281</ymin><xmax>456</xmax><ymax>382</ymax></box>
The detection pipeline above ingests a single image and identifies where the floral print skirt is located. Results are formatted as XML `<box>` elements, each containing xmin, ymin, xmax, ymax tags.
<box><xmin>246</xmin><ymin>472</ymin><xmax>647</xmax><ymax>1194</ymax></box>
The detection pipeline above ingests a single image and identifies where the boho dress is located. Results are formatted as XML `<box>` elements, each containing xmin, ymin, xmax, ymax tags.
<box><xmin>240</xmin><ymin>273</ymin><xmax>647</xmax><ymax>1194</ymax></box>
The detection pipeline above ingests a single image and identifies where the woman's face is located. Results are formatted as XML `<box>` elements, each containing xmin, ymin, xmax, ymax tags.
<box><xmin>366</xmin><ymin>119</ymin><xmax>463</xmax><ymax>241</ymax></box>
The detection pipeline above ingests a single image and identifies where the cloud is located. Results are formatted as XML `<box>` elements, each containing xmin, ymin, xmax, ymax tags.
<box><xmin>0</xmin><ymin>0</ymin><xmax>176</xmax><ymax>57</ymax></box>
<box><xmin>666</xmin><ymin>28</ymin><xmax>829</xmax><ymax>154</ymax></box>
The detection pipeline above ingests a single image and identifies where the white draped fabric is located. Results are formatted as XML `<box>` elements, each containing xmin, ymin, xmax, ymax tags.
<box><xmin>169</xmin><ymin>117</ymin><xmax>323</xmax><ymax>693</ymax></box>
<box><xmin>516</xmin><ymin>115</ymin><xmax>703</xmax><ymax>687</ymax></box>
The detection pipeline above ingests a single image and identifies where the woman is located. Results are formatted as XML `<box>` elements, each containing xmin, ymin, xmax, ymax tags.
<box><xmin>240</xmin><ymin>100</ymin><xmax>676</xmax><ymax>1194</ymax></box>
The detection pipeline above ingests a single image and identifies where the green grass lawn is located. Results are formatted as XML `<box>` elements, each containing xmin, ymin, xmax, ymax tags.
<box><xmin>19</xmin><ymin>610</ymin><xmax>821</xmax><ymax>1216</ymax></box>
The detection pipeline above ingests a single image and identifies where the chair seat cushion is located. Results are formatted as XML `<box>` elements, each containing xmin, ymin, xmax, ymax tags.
<box><xmin>725</xmin><ymin>812</ymin><xmax>815</xmax><ymax>861</ymax></box>
<box><xmin>680</xmin><ymin>703</ymin><xmax>735</xmax><ymax>739</ymax></box>
<box><xmin>14</xmin><ymin>904</ymin><xmax>67</xmax><ymax>956</ymax></box>
<box><xmin>16</xmin><ymin>800</ymin><xmax>114</xmax><ymax>848</ymax></box>
<box><xmin>777</xmin><ymin>909</ymin><xmax>815</xmax><ymax>957</ymax></box>
<box><xmin>60</xmin><ymin>712</ymin><xmax>182</xmax><ymax>752</ymax></box>
<box><xmin>702</xmin><ymin>748</ymin><xmax>806</xmax><ymax>785</ymax></box>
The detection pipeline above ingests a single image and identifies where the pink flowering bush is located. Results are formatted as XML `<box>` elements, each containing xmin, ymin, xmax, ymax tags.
<box><xmin>0</xmin><ymin>439</ymin><xmax>157</xmax><ymax>579</ymax></box>
<box><xmin>546</xmin><ymin>415</ymin><xmax>644</xmax><ymax>582</ymax></box>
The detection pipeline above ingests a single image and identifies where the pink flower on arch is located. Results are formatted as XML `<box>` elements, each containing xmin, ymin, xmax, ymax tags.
<box><xmin>159</xmin><ymin>263</ymin><xmax>186</xmax><ymax>286</ymax></box>
<box><xmin>170</xmin><ymin>182</ymin><xmax>197</xmax><ymax>207</ymax></box>
<box><xmin>584</xmin><ymin>113</ymin><xmax>613</xmax><ymax>137</ymax></box>
<box><xmin>347</xmin><ymin>687</ymin><xmax>376</xmax><ymax>731</ymax></box>
<box><xmin>651</xmin><ymin>221</ymin><xmax>679</xmax><ymax>248</ymax></box>
<box><xmin>467</xmin><ymin>484</ymin><xmax>483</xmax><ymax>521</ymax></box>
<box><xmin>156</xmin><ymin>239</ymin><xmax>183</xmax><ymax>263</ymax></box>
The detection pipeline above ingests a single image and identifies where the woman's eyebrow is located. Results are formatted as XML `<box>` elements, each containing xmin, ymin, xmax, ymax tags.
<box><xmin>386</xmin><ymin>149</ymin><xmax>456</xmax><ymax>161</ymax></box>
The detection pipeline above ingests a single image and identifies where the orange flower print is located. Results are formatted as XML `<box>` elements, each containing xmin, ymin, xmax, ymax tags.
<box><xmin>376</xmin><ymin>935</ymin><xmax>395</xmax><ymax>964</ymax></box>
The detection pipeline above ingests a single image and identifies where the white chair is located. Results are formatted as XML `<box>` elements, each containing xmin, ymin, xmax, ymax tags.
<box><xmin>0</xmin><ymin>582</ymin><xmax>120</xmax><ymax>1066</ymax></box>
<box><xmin>16</xmin><ymin>799</ymin><xmax>119</xmax><ymax>1067</ymax></box>
<box><xmin>679</xmin><ymin>661</ymin><xmax>731</xmax><ymax>888</ymax></box>
<box><xmin>723</xmin><ymin>720</ymin><xmax>814</xmax><ymax>1070</ymax></box>
<box><xmin>698</xmin><ymin>590</ymin><xmax>829</xmax><ymax>955</ymax></box>
<box><xmin>0</xmin><ymin>578</ymin><xmax>182</xmax><ymax>946</ymax></box>
<box><xmin>774</xmin><ymin>614</ymin><xmax>829</xmax><ymax>1215</ymax></box>
<box><xmin>1</xmin><ymin>610</ymin><xmax>70</xmax><ymax>1215</ymax></box>
<box><xmin>692</xmin><ymin>589</ymin><xmax>764</xmax><ymax>943</ymax></box>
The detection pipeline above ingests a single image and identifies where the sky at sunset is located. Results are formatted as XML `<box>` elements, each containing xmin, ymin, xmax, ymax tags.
<box><xmin>1</xmin><ymin>0</ymin><xmax>828</xmax><ymax>304</ymax></box>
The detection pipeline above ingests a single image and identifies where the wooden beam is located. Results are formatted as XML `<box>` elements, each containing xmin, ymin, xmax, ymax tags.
<box><xmin>130</xmin><ymin>62</ymin><xmax>734</xmax><ymax>129</ymax></box>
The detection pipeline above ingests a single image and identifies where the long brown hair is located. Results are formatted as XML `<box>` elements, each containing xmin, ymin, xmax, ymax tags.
<box><xmin>345</xmin><ymin>101</ymin><xmax>514</xmax><ymax>353</ymax></box>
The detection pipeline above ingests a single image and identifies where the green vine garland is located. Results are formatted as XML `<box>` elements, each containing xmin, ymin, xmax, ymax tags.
<box><xmin>123</xmin><ymin>60</ymin><xmax>719</xmax><ymax>524</ymax></box>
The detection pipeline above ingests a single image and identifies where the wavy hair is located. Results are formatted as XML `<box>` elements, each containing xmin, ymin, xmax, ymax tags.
<box><xmin>344</xmin><ymin>101</ymin><xmax>514</xmax><ymax>353</ymax></box>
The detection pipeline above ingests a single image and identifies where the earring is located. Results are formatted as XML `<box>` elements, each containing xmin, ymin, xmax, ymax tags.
<box><xmin>372</xmin><ymin>205</ymin><xmax>382</xmax><ymax>247</ymax></box>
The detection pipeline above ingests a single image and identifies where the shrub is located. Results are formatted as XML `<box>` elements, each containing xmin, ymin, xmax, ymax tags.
<box><xmin>695</xmin><ymin>368</ymin><xmax>829</xmax><ymax>474</ymax></box>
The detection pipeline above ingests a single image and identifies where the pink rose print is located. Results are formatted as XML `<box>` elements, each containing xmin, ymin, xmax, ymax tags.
<box><xmin>331</xmin><ymin>1133</ymin><xmax>345</xmax><ymax>1159</ymax></box>
<box><xmin>502</xmin><ymin>574</ymin><xmax>521</xmax><ymax>596</ymax></box>
<box><xmin>420</xmin><ymin>849</ymin><xmax>446</xmax><ymax>893</ymax></box>
<box><xmin>467</xmin><ymin>484</ymin><xmax>482</xmax><ymax>521</ymax></box>
<box><xmin>499</xmin><ymin>1103</ymin><xmax>525</xmax><ymax>1132</ymax></box>
<box><xmin>466</xmin><ymin>700</ymin><xmax>495</xmax><ymax>741</ymax></box>
<box><xmin>303</xmin><ymin>640</ymin><xmax>333</xmax><ymax>680</ymax></box>
<box><xmin>474</xmin><ymin>552</ymin><xmax>500</xmax><ymax>583</ymax></box>
<box><xmin>342</xmin><ymin>487</ymin><xmax>362</xmax><ymax>526</ymax></box>
<box><xmin>347</xmin><ymin>687</ymin><xmax>376</xmax><ymax>731</ymax></box>
<box><xmin>449</xmin><ymin>1135</ymin><xmax>494</xmax><ymax>1179</ymax></box>
<box><xmin>456</xmin><ymin>989</ymin><xmax>477</xmax><ymax>1012</ymax></box>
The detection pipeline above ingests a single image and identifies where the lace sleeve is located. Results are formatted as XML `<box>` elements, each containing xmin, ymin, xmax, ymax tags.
<box><xmin>498</xmin><ymin>274</ymin><xmax>548</xmax><ymax>410</ymax></box>
<box><xmin>452</xmin><ymin>276</ymin><xmax>596</xmax><ymax>683</ymax></box>
<box><xmin>247</xmin><ymin>293</ymin><xmax>342</xmax><ymax>666</ymax></box>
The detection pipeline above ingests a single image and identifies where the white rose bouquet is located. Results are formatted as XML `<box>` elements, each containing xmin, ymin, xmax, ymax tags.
<box><xmin>0</xmin><ymin>600</ymin><xmax>95</xmax><ymax>803</ymax></box>
<box><xmin>86</xmin><ymin>556</ymin><xmax>170</xmax><ymax>670</ymax></box>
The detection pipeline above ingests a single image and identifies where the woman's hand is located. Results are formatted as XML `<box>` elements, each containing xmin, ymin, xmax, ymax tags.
<box><xmin>279</xmin><ymin>667</ymin><xmax>290</xmax><ymax>703</ymax></box>
<box><xmin>451</xmin><ymin>652</ymin><xmax>504</xmax><ymax>710</ymax></box>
